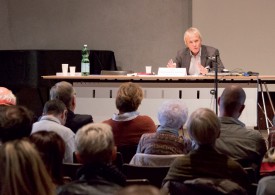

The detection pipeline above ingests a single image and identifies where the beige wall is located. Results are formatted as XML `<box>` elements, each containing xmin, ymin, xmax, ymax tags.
<box><xmin>2</xmin><ymin>0</ymin><xmax>273</xmax><ymax>75</ymax></box>
<box><xmin>0</xmin><ymin>0</ymin><xmax>191</xmax><ymax>73</ymax></box>
<box><xmin>193</xmin><ymin>0</ymin><xmax>275</xmax><ymax>75</ymax></box>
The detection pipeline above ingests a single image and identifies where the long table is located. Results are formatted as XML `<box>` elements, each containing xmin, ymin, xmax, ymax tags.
<box><xmin>42</xmin><ymin>74</ymin><xmax>272</xmax><ymax>127</ymax></box>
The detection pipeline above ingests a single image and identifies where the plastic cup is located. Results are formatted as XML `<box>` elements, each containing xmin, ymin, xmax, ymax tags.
<box><xmin>145</xmin><ymin>66</ymin><xmax>152</xmax><ymax>74</ymax></box>
<box><xmin>62</xmin><ymin>64</ymin><xmax>68</xmax><ymax>75</ymax></box>
<box><xmin>69</xmin><ymin>66</ymin><xmax>76</xmax><ymax>76</ymax></box>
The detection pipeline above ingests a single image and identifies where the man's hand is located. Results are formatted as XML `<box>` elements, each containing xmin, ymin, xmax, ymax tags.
<box><xmin>197</xmin><ymin>64</ymin><xmax>209</xmax><ymax>75</ymax></box>
<box><xmin>167</xmin><ymin>59</ymin><xmax>176</xmax><ymax>68</ymax></box>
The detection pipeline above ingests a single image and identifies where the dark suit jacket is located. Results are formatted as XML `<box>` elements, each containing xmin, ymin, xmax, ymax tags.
<box><xmin>175</xmin><ymin>45</ymin><xmax>224</xmax><ymax>75</ymax></box>
<box><xmin>65</xmin><ymin>110</ymin><xmax>93</xmax><ymax>133</ymax></box>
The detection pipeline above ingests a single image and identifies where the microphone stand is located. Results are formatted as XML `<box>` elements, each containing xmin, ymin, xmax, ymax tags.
<box><xmin>208</xmin><ymin>52</ymin><xmax>219</xmax><ymax>115</ymax></box>
<box><xmin>214</xmin><ymin>53</ymin><xmax>218</xmax><ymax>115</ymax></box>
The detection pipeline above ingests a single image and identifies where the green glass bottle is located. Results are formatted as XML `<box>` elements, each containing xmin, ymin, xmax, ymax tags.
<box><xmin>81</xmin><ymin>44</ymin><xmax>90</xmax><ymax>76</ymax></box>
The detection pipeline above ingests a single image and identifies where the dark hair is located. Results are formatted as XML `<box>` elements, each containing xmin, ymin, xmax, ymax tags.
<box><xmin>0</xmin><ymin>105</ymin><xmax>34</xmax><ymax>143</ymax></box>
<box><xmin>219</xmin><ymin>85</ymin><xmax>246</xmax><ymax>116</ymax></box>
<box><xmin>43</xmin><ymin>99</ymin><xmax>66</xmax><ymax>115</ymax></box>
<box><xmin>29</xmin><ymin>131</ymin><xmax>65</xmax><ymax>185</ymax></box>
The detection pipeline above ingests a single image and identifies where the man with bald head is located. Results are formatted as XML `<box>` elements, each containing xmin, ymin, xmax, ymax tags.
<box><xmin>215</xmin><ymin>85</ymin><xmax>267</xmax><ymax>171</ymax></box>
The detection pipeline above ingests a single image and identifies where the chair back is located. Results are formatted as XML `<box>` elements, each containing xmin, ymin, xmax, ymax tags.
<box><xmin>122</xmin><ymin>163</ymin><xmax>169</xmax><ymax>188</ymax></box>
<box><xmin>130</xmin><ymin>153</ymin><xmax>185</xmax><ymax>166</ymax></box>
<box><xmin>117</xmin><ymin>145</ymin><xmax>138</xmax><ymax>163</ymax></box>
<box><xmin>163</xmin><ymin>179</ymin><xmax>247</xmax><ymax>195</ymax></box>
<box><xmin>113</xmin><ymin>152</ymin><xmax>124</xmax><ymax>171</ymax></box>
<box><xmin>244</xmin><ymin>167</ymin><xmax>258</xmax><ymax>183</ymax></box>
<box><xmin>126</xmin><ymin>179</ymin><xmax>150</xmax><ymax>186</ymax></box>
<box><xmin>62</xmin><ymin>163</ymin><xmax>83</xmax><ymax>181</ymax></box>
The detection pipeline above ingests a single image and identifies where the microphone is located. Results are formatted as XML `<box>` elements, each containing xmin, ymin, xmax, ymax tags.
<box><xmin>207</xmin><ymin>50</ymin><xmax>220</xmax><ymax>61</ymax></box>
<box><xmin>207</xmin><ymin>56</ymin><xmax>216</xmax><ymax>61</ymax></box>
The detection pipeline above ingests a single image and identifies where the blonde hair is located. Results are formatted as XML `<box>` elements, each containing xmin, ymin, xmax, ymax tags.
<box><xmin>76</xmin><ymin>123</ymin><xmax>114</xmax><ymax>164</ymax></box>
<box><xmin>184</xmin><ymin>27</ymin><xmax>202</xmax><ymax>46</ymax></box>
<box><xmin>115</xmin><ymin>82</ymin><xmax>143</xmax><ymax>112</ymax></box>
<box><xmin>0</xmin><ymin>139</ymin><xmax>54</xmax><ymax>195</ymax></box>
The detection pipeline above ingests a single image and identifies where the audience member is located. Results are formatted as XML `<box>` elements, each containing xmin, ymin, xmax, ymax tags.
<box><xmin>259</xmin><ymin>147</ymin><xmax>275</xmax><ymax>178</ymax></box>
<box><xmin>30</xmin><ymin>131</ymin><xmax>66</xmax><ymax>190</ymax></box>
<box><xmin>32</xmin><ymin>99</ymin><xmax>75</xmax><ymax>163</ymax></box>
<box><xmin>267</xmin><ymin>116</ymin><xmax>275</xmax><ymax>148</ymax></box>
<box><xmin>163</xmin><ymin>108</ymin><xmax>249</xmax><ymax>193</ymax></box>
<box><xmin>137</xmin><ymin>100</ymin><xmax>191</xmax><ymax>154</ymax></box>
<box><xmin>256</xmin><ymin>147</ymin><xmax>275</xmax><ymax>195</ymax></box>
<box><xmin>167</xmin><ymin>27</ymin><xmax>224</xmax><ymax>75</ymax></box>
<box><xmin>0</xmin><ymin>105</ymin><xmax>34</xmax><ymax>143</ymax></box>
<box><xmin>103</xmin><ymin>82</ymin><xmax>156</xmax><ymax>147</ymax></box>
<box><xmin>257</xmin><ymin>176</ymin><xmax>275</xmax><ymax>195</ymax></box>
<box><xmin>58</xmin><ymin>123</ymin><xmax>126</xmax><ymax>195</ymax></box>
<box><xmin>115</xmin><ymin>185</ymin><xmax>162</xmax><ymax>195</ymax></box>
<box><xmin>0</xmin><ymin>86</ymin><xmax>16</xmax><ymax>106</ymax></box>
<box><xmin>0</xmin><ymin>139</ymin><xmax>55</xmax><ymax>195</ymax></box>
<box><xmin>215</xmin><ymin>84</ymin><xmax>267</xmax><ymax>169</ymax></box>
<box><xmin>50</xmin><ymin>81</ymin><xmax>93</xmax><ymax>133</ymax></box>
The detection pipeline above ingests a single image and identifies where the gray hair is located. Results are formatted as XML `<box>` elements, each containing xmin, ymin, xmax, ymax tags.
<box><xmin>75</xmin><ymin>123</ymin><xmax>114</xmax><ymax>164</ymax></box>
<box><xmin>187</xmin><ymin>108</ymin><xmax>220</xmax><ymax>145</ymax></box>
<box><xmin>184</xmin><ymin>27</ymin><xmax>202</xmax><ymax>46</ymax></box>
<box><xmin>50</xmin><ymin>81</ymin><xmax>75</xmax><ymax>109</ymax></box>
<box><xmin>158</xmin><ymin>100</ymin><xmax>188</xmax><ymax>129</ymax></box>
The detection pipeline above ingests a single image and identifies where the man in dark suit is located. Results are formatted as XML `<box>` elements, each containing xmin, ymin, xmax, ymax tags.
<box><xmin>50</xmin><ymin>81</ymin><xmax>93</xmax><ymax>133</ymax></box>
<box><xmin>167</xmin><ymin>27</ymin><xmax>224</xmax><ymax>75</ymax></box>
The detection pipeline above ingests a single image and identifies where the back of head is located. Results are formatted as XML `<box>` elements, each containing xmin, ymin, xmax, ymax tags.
<box><xmin>158</xmin><ymin>100</ymin><xmax>188</xmax><ymax>129</ymax></box>
<box><xmin>50</xmin><ymin>81</ymin><xmax>74</xmax><ymax>109</ymax></box>
<box><xmin>0</xmin><ymin>87</ymin><xmax>16</xmax><ymax>106</ymax></box>
<box><xmin>29</xmin><ymin>131</ymin><xmax>65</xmax><ymax>185</ymax></box>
<box><xmin>219</xmin><ymin>85</ymin><xmax>246</xmax><ymax>117</ymax></box>
<box><xmin>0</xmin><ymin>105</ymin><xmax>34</xmax><ymax>143</ymax></box>
<box><xmin>115</xmin><ymin>185</ymin><xmax>161</xmax><ymax>195</ymax></box>
<box><xmin>43</xmin><ymin>99</ymin><xmax>66</xmax><ymax>116</ymax></box>
<box><xmin>115</xmin><ymin>82</ymin><xmax>143</xmax><ymax>113</ymax></box>
<box><xmin>75</xmin><ymin>123</ymin><xmax>114</xmax><ymax>164</ymax></box>
<box><xmin>0</xmin><ymin>139</ymin><xmax>54</xmax><ymax>195</ymax></box>
<box><xmin>184</xmin><ymin>27</ymin><xmax>202</xmax><ymax>45</ymax></box>
<box><xmin>187</xmin><ymin>108</ymin><xmax>220</xmax><ymax>146</ymax></box>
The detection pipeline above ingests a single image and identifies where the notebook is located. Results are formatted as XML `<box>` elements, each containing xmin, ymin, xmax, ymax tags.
<box><xmin>205</xmin><ymin>72</ymin><xmax>242</xmax><ymax>76</ymax></box>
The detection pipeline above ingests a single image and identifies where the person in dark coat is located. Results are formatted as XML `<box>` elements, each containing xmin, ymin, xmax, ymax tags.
<box><xmin>58</xmin><ymin>123</ymin><xmax>126</xmax><ymax>195</ymax></box>
<box><xmin>50</xmin><ymin>81</ymin><xmax>93</xmax><ymax>133</ymax></box>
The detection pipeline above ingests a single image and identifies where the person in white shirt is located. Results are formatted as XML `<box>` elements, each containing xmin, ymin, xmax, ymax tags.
<box><xmin>32</xmin><ymin>99</ymin><xmax>75</xmax><ymax>163</ymax></box>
